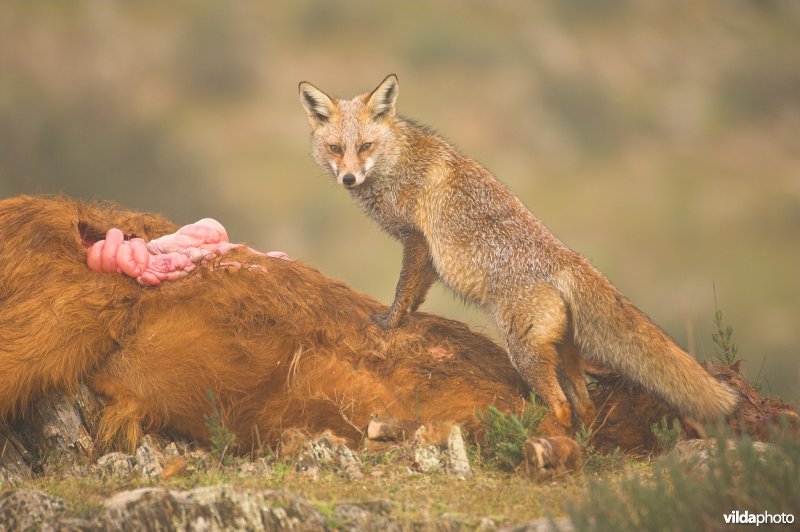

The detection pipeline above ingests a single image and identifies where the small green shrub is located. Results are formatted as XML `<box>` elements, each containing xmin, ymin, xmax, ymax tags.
<box><xmin>711</xmin><ymin>290</ymin><xmax>739</xmax><ymax>366</ymax></box>
<box><xmin>712</xmin><ymin>308</ymin><xmax>739</xmax><ymax>366</ymax></box>
<box><xmin>566</xmin><ymin>425</ymin><xmax>800</xmax><ymax>531</ymax></box>
<box><xmin>711</xmin><ymin>299</ymin><xmax>765</xmax><ymax>390</ymax></box>
<box><xmin>204</xmin><ymin>389</ymin><xmax>237</xmax><ymax>464</ymax></box>
<box><xmin>477</xmin><ymin>394</ymin><xmax>547</xmax><ymax>471</ymax></box>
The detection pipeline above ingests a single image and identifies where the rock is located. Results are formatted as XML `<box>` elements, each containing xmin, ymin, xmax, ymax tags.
<box><xmin>163</xmin><ymin>442</ymin><xmax>180</xmax><ymax>457</ymax></box>
<box><xmin>507</xmin><ymin>518</ymin><xmax>575</xmax><ymax>531</ymax></box>
<box><xmin>445</xmin><ymin>425</ymin><xmax>472</xmax><ymax>479</ymax></box>
<box><xmin>51</xmin><ymin>516</ymin><xmax>97</xmax><ymax>530</ymax></box>
<box><xmin>477</xmin><ymin>516</ymin><xmax>498</xmax><ymax>530</ymax></box>
<box><xmin>95</xmin><ymin>452</ymin><xmax>134</xmax><ymax>478</ymax></box>
<box><xmin>312</xmin><ymin>432</ymin><xmax>363</xmax><ymax>480</ymax></box>
<box><xmin>413</xmin><ymin>443</ymin><xmax>443</xmax><ymax>473</ymax></box>
<box><xmin>2</xmin><ymin>485</ymin><xmax>335</xmax><ymax>530</ymax></box>
<box><xmin>283</xmin><ymin>430</ymin><xmax>364</xmax><ymax>479</ymax></box>
<box><xmin>668</xmin><ymin>438</ymin><xmax>722</xmax><ymax>473</ymax></box>
<box><xmin>99</xmin><ymin>485</ymin><xmax>327</xmax><ymax>530</ymax></box>
<box><xmin>331</xmin><ymin>500</ymin><xmax>397</xmax><ymax>530</ymax></box>
<box><xmin>237</xmin><ymin>457</ymin><xmax>272</xmax><ymax>478</ymax></box>
<box><xmin>666</xmin><ymin>438</ymin><xmax>775</xmax><ymax>476</ymax></box>
<box><xmin>183</xmin><ymin>447</ymin><xmax>213</xmax><ymax>474</ymax></box>
<box><xmin>411</xmin><ymin>426</ymin><xmax>443</xmax><ymax>473</ymax></box>
<box><xmin>0</xmin><ymin>489</ymin><xmax>67</xmax><ymax>530</ymax></box>
<box><xmin>1</xmin><ymin>484</ymin><xmax>571</xmax><ymax>530</ymax></box>
<box><xmin>409</xmin><ymin>424</ymin><xmax>475</xmax><ymax>477</ymax></box>
<box><xmin>134</xmin><ymin>435</ymin><xmax>164</xmax><ymax>477</ymax></box>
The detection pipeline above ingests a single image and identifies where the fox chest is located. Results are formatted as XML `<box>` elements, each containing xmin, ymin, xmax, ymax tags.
<box><xmin>354</xmin><ymin>189</ymin><xmax>417</xmax><ymax>238</ymax></box>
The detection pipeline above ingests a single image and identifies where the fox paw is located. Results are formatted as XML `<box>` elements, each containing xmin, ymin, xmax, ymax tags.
<box><xmin>371</xmin><ymin>312</ymin><xmax>398</xmax><ymax>330</ymax></box>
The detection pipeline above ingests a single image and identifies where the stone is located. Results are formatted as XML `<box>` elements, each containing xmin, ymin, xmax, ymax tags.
<box><xmin>509</xmin><ymin>518</ymin><xmax>575</xmax><ymax>531</ymax></box>
<box><xmin>237</xmin><ymin>457</ymin><xmax>272</xmax><ymax>478</ymax></box>
<box><xmin>411</xmin><ymin>426</ymin><xmax>443</xmax><ymax>473</ymax></box>
<box><xmin>413</xmin><ymin>443</ymin><xmax>443</xmax><ymax>473</ymax></box>
<box><xmin>332</xmin><ymin>500</ymin><xmax>397</xmax><ymax>530</ymax></box>
<box><xmin>666</xmin><ymin>438</ymin><xmax>775</xmax><ymax>476</ymax></box>
<box><xmin>95</xmin><ymin>452</ymin><xmax>134</xmax><ymax>478</ymax></box>
<box><xmin>134</xmin><ymin>435</ymin><xmax>164</xmax><ymax>477</ymax></box>
<box><xmin>99</xmin><ymin>485</ymin><xmax>327</xmax><ymax>530</ymax></box>
<box><xmin>284</xmin><ymin>430</ymin><xmax>364</xmax><ymax>480</ymax></box>
<box><xmin>445</xmin><ymin>425</ymin><xmax>472</xmax><ymax>479</ymax></box>
<box><xmin>0</xmin><ymin>489</ymin><xmax>67</xmax><ymax>530</ymax></box>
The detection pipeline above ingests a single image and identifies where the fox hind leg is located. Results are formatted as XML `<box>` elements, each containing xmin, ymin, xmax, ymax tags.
<box><xmin>496</xmin><ymin>284</ymin><xmax>573</xmax><ymax>432</ymax></box>
<box><xmin>557</xmin><ymin>338</ymin><xmax>595</xmax><ymax>431</ymax></box>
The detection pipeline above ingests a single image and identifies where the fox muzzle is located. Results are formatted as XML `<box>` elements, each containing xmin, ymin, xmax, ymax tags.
<box><xmin>337</xmin><ymin>171</ymin><xmax>366</xmax><ymax>188</ymax></box>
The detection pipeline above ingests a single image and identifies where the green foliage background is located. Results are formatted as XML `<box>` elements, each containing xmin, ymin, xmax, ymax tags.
<box><xmin>1</xmin><ymin>0</ymin><xmax>798</xmax><ymax>402</ymax></box>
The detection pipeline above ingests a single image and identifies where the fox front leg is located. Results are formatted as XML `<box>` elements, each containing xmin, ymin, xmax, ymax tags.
<box><xmin>372</xmin><ymin>231</ymin><xmax>438</xmax><ymax>329</ymax></box>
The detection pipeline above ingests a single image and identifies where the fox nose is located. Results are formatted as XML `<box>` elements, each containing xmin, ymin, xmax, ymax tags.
<box><xmin>342</xmin><ymin>174</ymin><xmax>356</xmax><ymax>187</ymax></box>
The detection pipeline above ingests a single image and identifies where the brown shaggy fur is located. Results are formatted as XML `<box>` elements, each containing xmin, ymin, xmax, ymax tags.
<box><xmin>0</xmin><ymin>195</ymin><xmax>528</xmax><ymax>452</ymax></box>
<box><xmin>0</xmin><ymin>196</ymin><xmax>175</xmax><ymax>422</ymax></box>
<box><xmin>2</xmin><ymin>195</ymin><xmax>794</xmax><ymax>457</ymax></box>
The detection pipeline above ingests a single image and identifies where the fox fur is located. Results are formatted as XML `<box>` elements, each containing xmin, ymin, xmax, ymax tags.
<box><xmin>0</xmin><ymin>195</ymin><xmax>529</xmax><ymax>452</ymax></box>
<box><xmin>299</xmin><ymin>74</ymin><xmax>737</xmax><ymax>431</ymax></box>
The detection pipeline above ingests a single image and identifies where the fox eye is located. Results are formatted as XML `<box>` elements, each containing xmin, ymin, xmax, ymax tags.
<box><xmin>329</xmin><ymin>144</ymin><xmax>343</xmax><ymax>154</ymax></box>
<box><xmin>359</xmin><ymin>142</ymin><xmax>373</xmax><ymax>152</ymax></box>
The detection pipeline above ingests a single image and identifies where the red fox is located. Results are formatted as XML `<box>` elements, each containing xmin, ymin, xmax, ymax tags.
<box><xmin>299</xmin><ymin>74</ymin><xmax>737</xmax><ymax>431</ymax></box>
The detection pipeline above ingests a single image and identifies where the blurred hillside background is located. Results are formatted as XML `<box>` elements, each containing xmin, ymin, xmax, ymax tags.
<box><xmin>1</xmin><ymin>1</ymin><xmax>798</xmax><ymax>402</ymax></box>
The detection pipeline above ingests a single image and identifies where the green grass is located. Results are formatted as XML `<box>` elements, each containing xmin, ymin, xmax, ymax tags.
<box><xmin>14</xmin><ymin>419</ymin><xmax>796</xmax><ymax>529</ymax></box>
<box><xmin>13</xmin><ymin>454</ymin><xmax>593</xmax><ymax>527</ymax></box>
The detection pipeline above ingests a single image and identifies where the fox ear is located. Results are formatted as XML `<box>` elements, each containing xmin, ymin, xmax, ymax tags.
<box><xmin>366</xmin><ymin>74</ymin><xmax>398</xmax><ymax>121</ymax></box>
<box><xmin>299</xmin><ymin>81</ymin><xmax>336</xmax><ymax>128</ymax></box>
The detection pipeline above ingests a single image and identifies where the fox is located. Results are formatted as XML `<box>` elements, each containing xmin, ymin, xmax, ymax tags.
<box><xmin>298</xmin><ymin>74</ymin><xmax>738</xmax><ymax>431</ymax></box>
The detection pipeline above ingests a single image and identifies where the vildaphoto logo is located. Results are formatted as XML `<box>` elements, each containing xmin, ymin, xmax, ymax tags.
<box><xmin>724</xmin><ymin>510</ymin><xmax>795</xmax><ymax>526</ymax></box>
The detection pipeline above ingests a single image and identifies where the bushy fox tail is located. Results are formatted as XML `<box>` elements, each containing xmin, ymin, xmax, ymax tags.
<box><xmin>553</xmin><ymin>263</ymin><xmax>737</xmax><ymax>421</ymax></box>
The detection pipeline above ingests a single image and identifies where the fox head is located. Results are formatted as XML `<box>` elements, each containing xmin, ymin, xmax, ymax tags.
<box><xmin>299</xmin><ymin>74</ymin><xmax>401</xmax><ymax>189</ymax></box>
